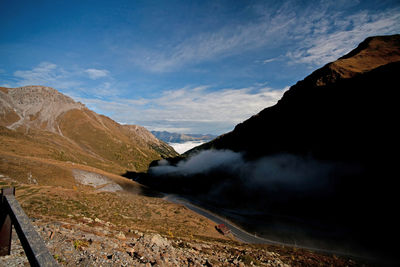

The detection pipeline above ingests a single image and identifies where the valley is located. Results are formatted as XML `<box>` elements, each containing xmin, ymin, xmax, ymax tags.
<box><xmin>0</xmin><ymin>86</ymin><xmax>361</xmax><ymax>266</ymax></box>
<box><xmin>2</xmin><ymin>34</ymin><xmax>399</xmax><ymax>266</ymax></box>
<box><xmin>131</xmin><ymin>34</ymin><xmax>400</xmax><ymax>265</ymax></box>
<box><xmin>2</xmin><ymin>0</ymin><xmax>400</xmax><ymax>265</ymax></box>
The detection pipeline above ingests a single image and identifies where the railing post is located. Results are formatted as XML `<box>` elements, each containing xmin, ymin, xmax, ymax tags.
<box><xmin>0</xmin><ymin>187</ymin><xmax>58</xmax><ymax>266</ymax></box>
<box><xmin>0</xmin><ymin>187</ymin><xmax>15</xmax><ymax>256</ymax></box>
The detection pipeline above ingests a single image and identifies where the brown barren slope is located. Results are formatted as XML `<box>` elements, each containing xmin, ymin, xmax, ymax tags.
<box><xmin>0</xmin><ymin>85</ymin><xmax>178</xmax><ymax>182</ymax></box>
<box><xmin>309</xmin><ymin>34</ymin><xmax>400</xmax><ymax>86</ymax></box>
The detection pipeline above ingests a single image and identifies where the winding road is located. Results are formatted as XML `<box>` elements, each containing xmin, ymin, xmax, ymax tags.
<box><xmin>163</xmin><ymin>194</ymin><xmax>362</xmax><ymax>258</ymax></box>
<box><xmin>164</xmin><ymin>194</ymin><xmax>288</xmax><ymax>245</ymax></box>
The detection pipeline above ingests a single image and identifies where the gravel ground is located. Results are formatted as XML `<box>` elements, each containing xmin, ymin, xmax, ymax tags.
<box><xmin>72</xmin><ymin>170</ymin><xmax>123</xmax><ymax>192</ymax></box>
<box><xmin>0</xmin><ymin>217</ymin><xmax>363</xmax><ymax>267</ymax></box>
<box><xmin>0</xmin><ymin>227</ymin><xmax>29</xmax><ymax>267</ymax></box>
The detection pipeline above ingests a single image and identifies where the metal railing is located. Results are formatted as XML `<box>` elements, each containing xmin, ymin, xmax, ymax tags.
<box><xmin>0</xmin><ymin>187</ymin><xmax>58</xmax><ymax>266</ymax></box>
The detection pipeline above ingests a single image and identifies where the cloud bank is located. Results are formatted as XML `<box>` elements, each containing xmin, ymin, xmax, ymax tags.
<box><xmin>150</xmin><ymin>150</ymin><xmax>336</xmax><ymax>194</ymax></box>
<box><xmin>168</xmin><ymin>141</ymin><xmax>207</xmax><ymax>154</ymax></box>
<box><xmin>77</xmin><ymin>85</ymin><xmax>288</xmax><ymax>134</ymax></box>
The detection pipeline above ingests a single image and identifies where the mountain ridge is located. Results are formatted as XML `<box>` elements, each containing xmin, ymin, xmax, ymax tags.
<box><xmin>186</xmin><ymin>34</ymin><xmax>400</xmax><ymax>159</ymax></box>
<box><xmin>303</xmin><ymin>34</ymin><xmax>400</xmax><ymax>86</ymax></box>
<box><xmin>0</xmin><ymin>85</ymin><xmax>178</xmax><ymax>183</ymax></box>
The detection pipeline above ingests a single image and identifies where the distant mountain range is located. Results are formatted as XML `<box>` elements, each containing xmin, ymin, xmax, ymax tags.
<box><xmin>151</xmin><ymin>131</ymin><xmax>216</xmax><ymax>143</ymax></box>
<box><xmin>0</xmin><ymin>86</ymin><xmax>178</xmax><ymax>183</ymax></box>
<box><xmin>141</xmin><ymin>34</ymin><xmax>400</xmax><ymax>260</ymax></box>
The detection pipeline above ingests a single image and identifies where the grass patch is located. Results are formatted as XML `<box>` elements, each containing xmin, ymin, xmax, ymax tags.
<box><xmin>73</xmin><ymin>239</ymin><xmax>90</xmax><ymax>250</ymax></box>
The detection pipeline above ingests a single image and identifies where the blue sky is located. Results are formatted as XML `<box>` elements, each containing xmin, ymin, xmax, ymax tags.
<box><xmin>1</xmin><ymin>0</ymin><xmax>399</xmax><ymax>134</ymax></box>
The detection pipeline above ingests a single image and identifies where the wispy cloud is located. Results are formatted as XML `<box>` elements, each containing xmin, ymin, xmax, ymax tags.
<box><xmin>132</xmin><ymin>1</ymin><xmax>400</xmax><ymax>72</ymax></box>
<box><xmin>11</xmin><ymin>62</ymin><xmax>81</xmax><ymax>89</ymax></box>
<box><xmin>7</xmin><ymin>62</ymin><xmax>120</xmax><ymax>98</ymax></box>
<box><xmin>286</xmin><ymin>8</ymin><xmax>400</xmax><ymax>66</ymax></box>
<box><xmin>131</xmin><ymin>5</ymin><xmax>293</xmax><ymax>72</ymax></box>
<box><xmin>84</xmin><ymin>68</ymin><xmax>109</xmax><ymax>79</ymax></box>
<box><xmin>13</xmin><ymin>62</ymin><xmax>64</xmax><ymax>86</ymax></box>
<box><xmin>258</xmin><ymin>56</ymin><xmax>283</xmax><ymax>64</ymax></box>
<box><xmin>262</xmin><ymin>58</ymin><xmax>278</xmax><ymax>64</ymax></box>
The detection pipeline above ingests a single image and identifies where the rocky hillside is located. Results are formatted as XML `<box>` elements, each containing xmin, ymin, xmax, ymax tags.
<box><xmin>0</xmin><ymin>86</ymin><xmax>84</xmax><ymax>132</ymax></box>
<box><xmin>0</xmin><ymin>86</ymin><xmax>178</xmax><ymax>184</ymax></box>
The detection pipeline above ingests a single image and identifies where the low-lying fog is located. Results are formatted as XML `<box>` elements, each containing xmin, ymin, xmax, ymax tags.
<box><xmin>168</xmin><ymin>141</ymin><xmax>207</xmax><ymax>154</ymax></box>
<box><xmin>143</xmin><ymin>149</ymin><xmax>396</xmax><ymax>260</ymax></box>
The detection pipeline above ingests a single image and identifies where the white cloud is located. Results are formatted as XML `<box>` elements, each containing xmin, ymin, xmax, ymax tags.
<box><xmin>76</xmin><ymin>85</ymin><xmax>289</xmax><ymax>134</ymax></box>
<box><xmin>84</xmin><ymin>68</ymin><xmax>109</xmax><ymax>79</ymax></box>
<box><xmin>11</xmin><ymin>62</ymin><xmax>81</xmax><ymax>89</ymax></box>
<box><xmin>151</xmin><ymin>86</ymin><xmax>285</xmax><ymax>123</ymax></box>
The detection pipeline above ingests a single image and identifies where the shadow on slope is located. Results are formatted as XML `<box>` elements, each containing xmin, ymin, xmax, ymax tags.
<box><xmin>125</xmin><ymin>62</ymin><xmax>400</xmax><ymax>265</ymax></box>
<box><xmin>122</xmin><ymin>171</ymin><xmax>164</xmax><ymax>198</ymax></box>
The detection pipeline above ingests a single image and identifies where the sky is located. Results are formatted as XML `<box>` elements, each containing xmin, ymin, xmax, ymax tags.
<box><xmin>1</xmin><ymin>0</ymin><xmax>399</xmax><ymax>135</ymax></box>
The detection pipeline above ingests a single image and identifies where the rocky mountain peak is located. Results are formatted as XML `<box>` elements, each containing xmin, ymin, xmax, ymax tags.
<box><xmin>0</xmin><ymin>85</ymin><xmax>85</xmax><ymax>133</ymax></box>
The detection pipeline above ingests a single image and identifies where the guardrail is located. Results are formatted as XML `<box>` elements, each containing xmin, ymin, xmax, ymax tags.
<box><xmin>0</xmin><ymin>187</ymin><xmax>58</xmax><ymax>266</ymax></box>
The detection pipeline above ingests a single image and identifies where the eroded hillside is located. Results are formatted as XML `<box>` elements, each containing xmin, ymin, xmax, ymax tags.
<box><xmin>0</xmin><ymin>86</ymin><xmax>177</xmax><ymax>184</ymax></box>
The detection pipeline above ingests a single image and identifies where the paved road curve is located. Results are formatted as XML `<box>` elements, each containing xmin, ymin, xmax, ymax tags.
<box><xmin>163</xmin><ymin>194</ymin><xmax>365</xmax><ymax>259</ymax></box>
<box><xmin>163</xmin><ymin>195</ymin><xmax>286</xmax><ymax>245</ymax></box>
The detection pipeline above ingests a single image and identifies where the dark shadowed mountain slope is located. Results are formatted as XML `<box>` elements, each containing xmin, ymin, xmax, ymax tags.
<box><xmin>187</xmin><ymin>34</ymin><xmax>400</xmax><ymax>163</ymax></box>
<box><xmin>140</xmin><ymin>35</ymin><xmax>400</xmax><ymax>263</ymax></box>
